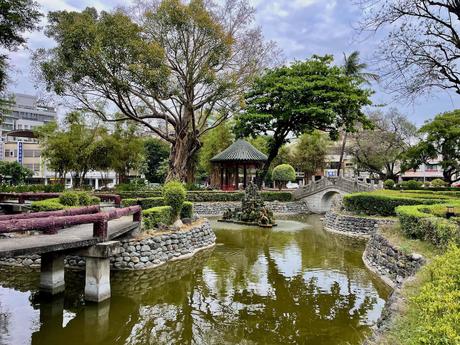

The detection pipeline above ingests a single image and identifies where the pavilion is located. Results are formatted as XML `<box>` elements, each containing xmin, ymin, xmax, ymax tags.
<box><xmin>210</xmin><ymin>139</ymin><xmax>268</xmax><ymax>190</ymax></box>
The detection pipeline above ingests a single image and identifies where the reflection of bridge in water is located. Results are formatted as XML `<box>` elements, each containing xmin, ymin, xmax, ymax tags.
<box><xmin>0</xmin><ymin>205</ymin><xmax>141</xmax><ymax>302</ymax></box>
<box><xmin>0</xmin><ymin>248</ymin><xmax>215</xmax><ymax>345</ymax></box>
<box><xmin>293</xmin><ymin>177</ymin><xmax>379</xmax><ymax>213</ymax></box>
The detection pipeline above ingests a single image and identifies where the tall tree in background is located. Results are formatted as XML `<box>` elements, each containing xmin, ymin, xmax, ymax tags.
<box><xmin>143</xmin><ymin>138</ymin><xmax>170</xmax><ymax>183</ymax></box>
<box><xmin>235</xmin><ymin>55</ymin><xmax>372</xmax><ymax>186</ymax></box>
<box><xmin>404</xmin><ymin>111</ymin><xmax>460</xmax><ymax>185</ymax></box>
<box><xmin>337</xmin><ymin>51</ymin><xmax>379</xmax><ymax>177</ymax></box>
<box><xmin>197</xmin><ymin>121</ymin><xmax>234</xmax><ymax>182</ymax></box>
<box><xmin>35</xmin><ymin>0</ymin><xmax>277</xmax><ymax>183</ymax></box>
<box><xmin>0</xmin><ymin>0</ymin><xmax>41</xmax><ymax>92</ymax></box>
<box><xmin>348</xmin><ymin>109</ymin><xmax>417</xmax><ymax>181</ymax></box>
<box><xmin>357</xmin><ymin>0</ymin><xmax>460</xmax><ymax>98</ymax></box>
<box><xmin>292</xmin><ymin>131</ymin><xmax>330</xmax><ymax>181</ymax></box>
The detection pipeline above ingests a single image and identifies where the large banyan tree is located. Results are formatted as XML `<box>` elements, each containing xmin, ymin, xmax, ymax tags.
<box><xmin>34</xmin><ymin>0</ymin><xmax>277</xmax><ymax>182</ymax></box>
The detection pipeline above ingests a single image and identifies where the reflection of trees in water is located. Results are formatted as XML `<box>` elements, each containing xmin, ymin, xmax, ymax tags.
<box><xmin>127</xmin><ymin>227</ymin><xmax>384</xmax><ymax>345</ymax></box>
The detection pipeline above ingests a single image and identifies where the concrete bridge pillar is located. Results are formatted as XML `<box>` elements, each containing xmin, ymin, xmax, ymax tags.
<box><xmin>81</xmin><ymin>241</ymin><xmax>120</xmax><ymax>302</ymax></box>
<box><xmin>40</xmin><ymin>252</ymin><xmax>65</xmax><ymax>295</ymax></box>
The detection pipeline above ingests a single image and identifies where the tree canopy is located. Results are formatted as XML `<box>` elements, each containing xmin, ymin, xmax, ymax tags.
<box><xmin>0</xmin><ymin>0</ymin><xmax>41</xmax><ymax>92</ymax></box>
<box><xmin>358</xmin><ymin>0</ymin><xmax>460</xmax><ymax>98</ymax></box>
<box><xmin>347</xmin><ymin>108</ymin><xmax>417</xmax><ymax>180</ymax></box>
<box><xmin>235</xmin><ymin>55</ymin><xmax>372</xmax><ymax>185</ymax></box>
<box><xmin>35</xmin><ymin>0</ymin><xmax>276</xmax><ymax>182</ymax></box>
<box><xmin>404</xmin><ymin>110</ymin><xmax>460</xmax><ymax>185</ymax></box>
<box><xmin>291</xmin><ymin>131</ymin><xmax>330</xmax><ymax>180</ymax></box>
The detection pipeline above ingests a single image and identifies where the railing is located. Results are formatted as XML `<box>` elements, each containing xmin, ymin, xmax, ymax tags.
<box><xmin>0</xmin><ymin>205</ymin><xmax>100</xmax><ymax>221</ymax></box>
<box><xmin>0</xmin><ymin>192</ymin><xmax>121</xmax><ymax>207</ymax></box>
<box><xmin>0</xmin><ymin>205</ymin><xmax>141</xmax><ymax>240</ymax></box>
<box><xmin>293</xmin><ymin>177</ymin><xmax>378</xmax><ymax>199</ymax></box>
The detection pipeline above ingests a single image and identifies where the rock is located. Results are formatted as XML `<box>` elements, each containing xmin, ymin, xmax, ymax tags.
<box><xmin>141</xmin><ymin>245</ymin><xmax>150</xmax><ymax>251</ymax></box>
<box><xmin>140</xmin><ymin>256</ymin><xmax>149</xmax><ymax>263</ymax></box>
<box><xmin>23</xmin><ymin>258</ymin><xmax>34</xmax><ymax>266</ymax></box>
<box><xmin>131</xmin><ymin>257</ymin><xmax>140</xmax><ymax>263</ymax></box>
<box><xmin>182</xmin><ymin>218</ymin><xmax>192</xmax><ymax>225</ymax></box>
<box><xmin>173</xmin><ymin>219</ymin><xmax>183</xmax><ymax>228</ymax></box>
<box><xmin>412</xmin><ymin>253</ymin><xmax>423</xmax><ymax>261</ymax></box>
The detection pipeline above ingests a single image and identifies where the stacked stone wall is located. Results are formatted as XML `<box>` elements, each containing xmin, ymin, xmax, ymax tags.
<box><xmin>194</xmin><ymin>201</ymin><xmax>310</xmax><ymax>216</ymax></box>
<box><xmin>324</xmin><ymin>211</ymin><xmax>397</xmax><ymax>237</ymax></box>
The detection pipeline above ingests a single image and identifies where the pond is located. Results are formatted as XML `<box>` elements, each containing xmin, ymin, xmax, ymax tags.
<box><xmin>0</xmin><ymin>215</ymin><xmax>391</xmax><ymax>345</ymax></box>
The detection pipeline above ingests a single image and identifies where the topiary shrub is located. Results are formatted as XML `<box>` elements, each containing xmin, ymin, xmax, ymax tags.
<box><xmin>122</xmin><ymin>197</ymin><xmax>165</xmax><ymax>209</ymax></box>
<box><xmin>384</xmin><ymin>179</ymin><xmax>395</xmax><ymax>189</ymax></box>
<box><xmin>180</xmin><ymin>201</ymin><xmax>193</xmax><ymax>219</ymax></box>
<box><xmin>400</xmin><ymin>180</ymin><xmax>423</xmax><ymax>190</ymax></box>
<box><xmin>77</xmin><ymin>192</ymin><xmax>92</xmax><ymax>206</ymax></box>
<box><xmin>59</xmin><ymin>191</ymin><xmax>79</xmax><ymax>206</ymax></box>
<box><xmin>30</xmin><ymin>198</ymin><xmax>65</xmax><ymax>212</ymax></box>
<box><xmin>142</xmin><ymin>206</ymin><xmax>172</xmax><ymax>229</ymax></box>
<box><xmin>163</xmin><ymin>181</ymin><xmax>186</xmax><ymax>221</ymax></box>
<box><xmin>272</xmin><ymin>164</ymin><xmax>296</xmax><ymax>190</ymax></box>
<box><xmin>90</xmin><ymin>196</ymin><xmax>101</xmax><ymax>205</ymax></box>
<box><xmin>430</xmin><ymin>178</ymin><xmax>447</xmax><ymax>188</ymax></box>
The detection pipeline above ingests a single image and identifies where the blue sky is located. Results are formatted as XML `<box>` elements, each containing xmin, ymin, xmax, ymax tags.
<box><xmin>7</xmin><ymin>0</ymin><xmax>460</xmax><ymax>125</ymax></box>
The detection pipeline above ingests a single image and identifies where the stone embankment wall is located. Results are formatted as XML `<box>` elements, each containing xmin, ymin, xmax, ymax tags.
<box><xmin>0</xmin><ymin>220</ymin><xmax>216</xmax><ymax>270</ymax></box>
<box><xmin>363</xmin><ymin>233</ymin><xmax>425</xmax><ymax>288</ymax></box>
<box><xmin>324</xmin><ymin>211</ymin><xmax>397</xmax><ymax>237</ymax></box>
<box><xmin>194</xmin><ymin>201</ymin><xmax>310</xmax><ymax>216</ymax></box>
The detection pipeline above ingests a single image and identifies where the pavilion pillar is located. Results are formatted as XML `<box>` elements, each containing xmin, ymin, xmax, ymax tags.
<box><xmin>225</xmin><ymin>166</ymin><xmax>229</xmax><ymax>189</ymax></box>
<box><xmin>235</xmin><ymin>164</ymin><xmax>239</xmax><ymax>190</ymax></box>
<box><xmin>220</xmin><ymin>164</ymin><xmax>224</xmax><ymax>190</ymax></box>
<box><xmin>243</xmin><ymin>164</ymin><xmax>247</xmax><ymax>189</ymax></box>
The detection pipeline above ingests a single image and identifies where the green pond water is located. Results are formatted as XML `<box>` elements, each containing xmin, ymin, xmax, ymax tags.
<box><xmin>0</xmin><ymin>215</ymin><xmax>391</xmax><ymax>345</ymax></box>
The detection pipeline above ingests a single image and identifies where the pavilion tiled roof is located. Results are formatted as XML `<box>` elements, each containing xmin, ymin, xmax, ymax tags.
<box><xmin>210</xmin><ymin>139</ymin><xmax>268</xmax><ymax>163</ymax></box>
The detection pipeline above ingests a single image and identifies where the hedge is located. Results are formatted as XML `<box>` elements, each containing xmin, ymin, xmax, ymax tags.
<box><xmin>31</xmin><ymin>198</ymin><xmax>66</xmax><ymax>212</ymax></box>
<box><xmin>143</xmin><ymin>206</ymin><xmax>172</xmax><ymax>229</ymax></box>
<box><xmin>122</xmin><ymin>197</ymin><xmax>165</xmax><ymax>209</ymax></box>
<box><xmin>180</xmin><ymin>201</ymin><xmax>193</xmax><ymax>219</ymax></box>
<box><xmin>396</xmin><ymin>204</ymin><xmax>460</xmax><ymax>248</ymax></box>
<box><xmin>119</xmin><ymin>190</ymin><xmax>293</xmax><ymax>202</ymax></box>
<box><xmin>343</xmin><ymin>192</ymin><xmax>443</xmax><ymax>216</ymax></box>
<box><xmin>0</xmin><ymin>184</ymin><xmax>65</xmax><ymax>193</ymax></box>
<box><xmin>394</xmin><ymin>245</ymin><xmax>460</xmax><ymax>344</ymax></box>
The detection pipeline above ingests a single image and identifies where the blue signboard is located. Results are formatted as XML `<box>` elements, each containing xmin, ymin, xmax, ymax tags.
<box><xmin>17</xmin><ymin>141</ymin><xmax>23</xmax><ymax>165</ymax></box>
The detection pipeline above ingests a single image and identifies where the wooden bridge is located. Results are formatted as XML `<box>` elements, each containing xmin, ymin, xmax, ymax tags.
<box><xmin>0</xmin><ymin>205</ymin><xmax>141</xmax><ymax>302</ymax></box>
<box><xmin>293</xmin><ymin>177</ymin><xmax>379</xmax><ymax>213</ymax></box>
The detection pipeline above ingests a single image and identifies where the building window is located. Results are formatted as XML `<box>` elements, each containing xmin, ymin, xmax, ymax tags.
<box><xmin>24</xmin><ymin>150</ymin><xmax>34</xmax><ymax>157</ymax></box>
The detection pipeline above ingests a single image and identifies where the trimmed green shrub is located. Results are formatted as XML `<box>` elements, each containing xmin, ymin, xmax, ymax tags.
<box><xmin>77</xmin><ymin>192</ymin><xmax>92</xmax><ymax>206</ymax></box>
<box><xmin>121</xmin><ymin>197</ymin><xmax>165</xmax><ymax>209</ymax></box>
<box><xmin>90</xmin><ymin>196</ymin><xmax>101</xmax><ymax>205</ymax></box>
<box><xmin>163</xmin><ymin>181</ymin><xmax>186</xmax><ymax>221</ymax></box>
<box><xmin>430</xmin><ymin>178</ymin><xmax>447</xmax><ymax>188</ymax></box>
<box><xmin>30</xmin><ymin>198</ymin><xmax>65</xmax><ymax>212</ymax></box>
<box><xmin>396</xmin><ymin>204</ymin><xmax>460</xmax><ymax>248</ymax></box>
<box><xmin>396</xmin><ymin>245</ymin><xmax>460</xmax><ymax>344</ymax></box>
<box><xmin>400</xmin><ymin>180</ymin><xmax>423</xmax><ymax>190</ymax></box>
<box><xmin>272</xmin><ymin>164</ymin><xmax>296</xmax><ymax>190</ymax></box>
<box><xmin>180</xmin><ymin>201</ymin><xmax>193</xmax><ymax>219</ymax></box>
<box><xmin>143</xmin><ymin>206</ymin><xmax>172</xmax><ymax>229</ymax></box>
<box><xmin>343</xmin><ymin>192</ymin><xmax>443</xmax><ymax>216</ymax></box>
<box><xmin>384</xmin><ymin>179</ymin><xmax>395</xmax><ymax>189</ymax></box>
<box><xmin>59</xmin><ymin>191</ymin><xmax>79</xmax><ymax>206</ymax></box>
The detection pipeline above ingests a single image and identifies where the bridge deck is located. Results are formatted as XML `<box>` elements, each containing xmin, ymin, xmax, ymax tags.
<box><xmin>0</xmin><ymin>216</ymin><xmax>139</xmax><ymax>257</ymax></box>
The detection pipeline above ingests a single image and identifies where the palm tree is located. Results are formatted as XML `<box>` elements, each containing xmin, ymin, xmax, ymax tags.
<box><xmin>337</xmin><ymin>51</ymin><xmax>379</xmax><ymax>177</ymax></box>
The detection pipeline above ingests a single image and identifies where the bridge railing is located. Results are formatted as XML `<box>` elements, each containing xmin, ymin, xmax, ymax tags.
<box><xmin>293</xmin><ymin>176</ymin><xmax>377</xmax><ymax>199</ymax></box>
<box><xmin>0</xmin><ymin>192</ymin><xmax>121</xmax><ymax>207</ymax></box>
<box><xmin>0</xmin><ymin>205</ymin><xmax>101</xmax><ymax>221</ymax></box>
<box><xmin>0</xmin><ymin>205</ymin><xmax>141</xmax><ymax>240</ymax></box>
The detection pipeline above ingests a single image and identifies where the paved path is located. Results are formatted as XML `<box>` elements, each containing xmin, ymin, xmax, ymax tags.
<box><xmin>0</xmin><ymin>216</ymin><xmax>139</xmax><ymax>257</ymax></box>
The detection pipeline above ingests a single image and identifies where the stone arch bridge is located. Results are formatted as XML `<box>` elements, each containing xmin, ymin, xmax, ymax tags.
<box><xmin>292</xmin><ymin>177</ymin><xmax>379</xmax><ymax>213</ymax></box>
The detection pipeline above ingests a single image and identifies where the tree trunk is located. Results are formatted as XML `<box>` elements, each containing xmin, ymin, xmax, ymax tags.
<box><xmin>337</xmin><ymin>131</ymin><xmax>348</xmax><ymax>177</ymax></box>
<box><xmin>256</xmin><ymin>136</ymin><xmax>284</xmax><ymax>188</ymax></box>
<box><xmin>166</xmin><ymin>127</ymin><xmax>200</xmax><ymax>183</ymax></box>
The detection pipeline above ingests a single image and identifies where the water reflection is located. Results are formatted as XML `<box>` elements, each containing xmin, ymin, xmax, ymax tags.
<box><xmin>0</xmin><ymin>215</ymin><xmax>390</xmax><ymax>345</ymax></box>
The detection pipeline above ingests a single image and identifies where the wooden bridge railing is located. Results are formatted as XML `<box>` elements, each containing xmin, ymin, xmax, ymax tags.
<box><xmin>0</xmin><ymin>192</ymin><xmax>121</xmax><ymax>207</ymax></box>
<box><xmin>0</xmin><ymin>205</ymin><xmax>141</xmax><ymax>240</ymax></box>
<box><xmin>0</xmin><ymin>205</ymin><xmax>101</xmax><ymax>221</ymax></box>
